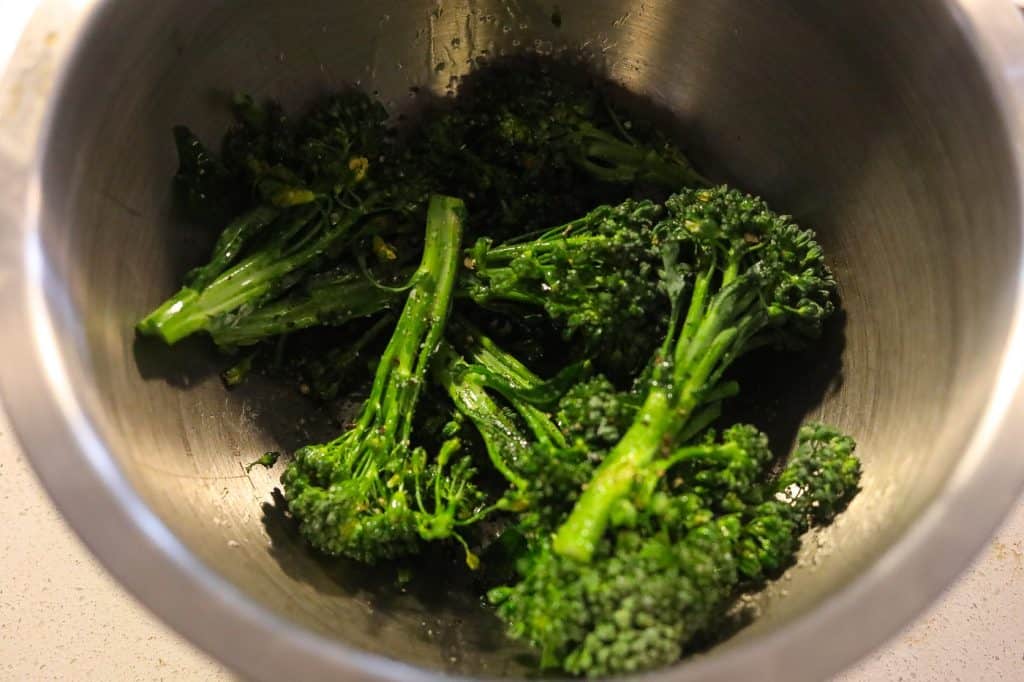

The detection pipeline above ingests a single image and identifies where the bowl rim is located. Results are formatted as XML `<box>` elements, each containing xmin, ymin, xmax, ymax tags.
<box><xmin>3</xmin><ymin>0</ymin><xmax>1024</xmax><ymax>680</ymax></box>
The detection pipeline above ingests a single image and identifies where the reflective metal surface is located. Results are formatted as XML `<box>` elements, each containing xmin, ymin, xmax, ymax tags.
<box><xmin>3</xmin><ymin>1</ymin><xmax>1024</xmax><ymax>680</ymax></box>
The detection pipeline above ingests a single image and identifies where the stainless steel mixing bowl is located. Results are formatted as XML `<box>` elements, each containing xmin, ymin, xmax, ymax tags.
<box><xmin>3</xmin><ymin>0</ymin><xmax>1024</xmax><ymax>680</ymax></box>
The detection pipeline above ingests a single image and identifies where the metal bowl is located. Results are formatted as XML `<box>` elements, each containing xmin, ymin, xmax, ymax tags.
<box><xmin>3</xmin><ymin>0</ymin><xmax>1024</xmax><ymax>680</ymax></box>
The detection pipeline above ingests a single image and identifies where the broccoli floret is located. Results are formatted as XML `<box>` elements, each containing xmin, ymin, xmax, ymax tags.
<box><xmin>466</xmin><ymin>199</ymin><xmax>667</xmax><ymax>373</ymax></box>
<box><xmin>736</xmin><ymin>424</ymin><xmax>861</xmax><ymax>579</ymax></box>
<box><xmin>556</xmin><ymin>375</ymin><xmax>641</xmax><ymax>452</ymax></box>
<box><xmin>490</xmin><ymin>424</ymin><xmax>861</xmax><ymax>676</ymax></box>
<box><xmin>552</xmin><ymin>186</ymin><xmax>837</xmax><ymax>563</ymax></box>
<box><xmin>280</xmin><ymin>196</ymin><xmax>483</xmax><ymax>565</ymax></box>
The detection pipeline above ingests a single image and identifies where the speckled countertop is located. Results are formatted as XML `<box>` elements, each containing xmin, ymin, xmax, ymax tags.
<box><xmin>3</xmin><ymin>403</ymin><xmax>1024</xmax><ymax>681</ymax></box>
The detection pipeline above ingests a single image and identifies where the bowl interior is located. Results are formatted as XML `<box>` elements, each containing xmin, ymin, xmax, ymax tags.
<box><xmin>35</xmin><ymin>0</ymin><xmax>1021</xmax><ymax>675</ymax></box>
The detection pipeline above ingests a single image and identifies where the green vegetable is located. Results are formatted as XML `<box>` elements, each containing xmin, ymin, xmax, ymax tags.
<box><xmin>736</xmin><ymin>423</ymin><xmax>861</xmax><ymax>578</ymax></box>
<box><xmin>434</xmin><ymin>323</ymin><xmax>595</xmax><ymax>536</ymax></box>
<box><xmin>208</xmin><ymin>270</ymin><xmax>403</xmax><ymax>348</ymax></box>
<box><xmin>189</xmin><ymin>198</ymin><xmax>669</xmax><ymax>375</ymax></box>
<box><xmin>137</xmin><ymin>90</ymin><xmax>429</xmax><ymax>345</ymax></box>
<box><xmin>489</xmin><ymin>424</ymin><xmax>860</xmax><ymax>676</ymax></box>
<box><xmin>221</xmin><ymin>350</ymin><xmax>258</xmax><ymax>387</ymax></box>
<box><xmin>556</xmin><ymin>374</ymin><xmax>641</xmax><ymax>453</ymax></box>
<box><xmin>138</xmin><ymin>63</ymin><xmax>861</xmax><ymax>678</ymax></box>
<box><xmin>414</xmin><ymin>60</ymin><xmax>707</xmax><ymax>238</ymax></box>
<box><xmin>552</xmin><ymin>185</ymin><xmax>836</xmax><ymax>563</ymax></box>
<box><xmin>171</xmin><ymin>125</ymin><xmax>244</xmax><ymax>224</ymax></box>
<box><xmin>466</xmin><ymin>199</ymin><xmax>666</xmax><ymax>373</ymax></box>
<box><xmin>280</xmin><ymin>196</ymin><xmax>484</xmax><ymax>564</ymax></box>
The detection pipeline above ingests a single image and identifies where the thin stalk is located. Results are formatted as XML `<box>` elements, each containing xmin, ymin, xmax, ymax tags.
<box><xmin>574</xmin><ymin>123</ymin><xmax>711</xmax><ymax>188</ymax></box>
<box><xmin>434</xmin><ymin>344</ymin><xmax>530</xmax><ymax>491</ymax></box>
<box><xmin>139</xmin><ymin>197</ymin><xmax>381</xmax><ymax>344</ymax></box>
<box><xmin>482</xmin><ymin>233</ymin><xmax>609</xmax><ymax>264</ymax></box>
<box><xmin>209</xmin><ymin>273</ymin><xmax>401</xmax><ymax>347</ymax></box>
<box><xmin>551</xmin><ymin>387</ymin><xmax>678</xmax><ymax>562</ymax></box>
<box><xmin>187</xmin><ymin>206</ymin><xmax>280</xmax><ymax>290</ymax></box>
<box><xmin>674</xmin><ymin>265</ymin><xmax>713</xmax><ymax>370</ymax></box>
<box><xmin>323</xmin><ymin>195</ymin><xmax>464</xmax><ymax>473</ymax></box>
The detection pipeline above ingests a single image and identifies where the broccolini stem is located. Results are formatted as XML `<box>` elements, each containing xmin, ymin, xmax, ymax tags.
<box><xmin>208</xmin><ymin>273</ymin><xmax>400</xmax><ymax>347</ymax></box>
<box><xmin>677</xmin><ymin>278</ymin><xmax>758</xmax><ymax>382</ymax></box>
<box><xmin>467</xmin><ymin>279</ymin><xmax>545</xmax><ymax>307</ymax></box>
<box><xmin>136</xmin><ymin>287</ymin><xmax>200</xmax><ymax>339</ymax></box>
<box><xmin>439</xmin><ymin>322</ymin><xmax>577</xmax><ymax>487</ymax></box>
<box><xmin>137</xmin><ymin>199</ymin><xmax>378</xmax><ymax>344</ymax></box>
<box><xmin>187</xmin><ymin>205</ymin><xmax>280</xmax><ymax>291</ymax></box>
<box><xmin>574</xmin><ymin>123</ymin><xmax>711</xmax><ymax>188</ymax></box>
<box><xmin>221</xmin><ymin>350</ymin><xmax>258</xmax><ymax>388</ymax></box>
<box><xmin>434</xmin><ymin>343</ymin><xmax>531</xmax><ymax>490</ymax></box>
<box><xmin>675</xmin><ymin>266</ymin><xmax>713</xmax><ymax>369</ymax></box>
<box><xmin>676</xmin><ymin>403</ymin><xmax>721</xmax><ymax>444</ymax></box>
<box><xmin>482</xmin><ymin>233</ymin><xmax>612</xmax><ymax>264</ymax></box>
<box><xmin>372</xmin><ymin>195</ymin><xmax>465</xmax><ymax>447</ymax></box>
<box><xmin>552</xmin><ymin>386</ymin><xmax>679</xmax><ymax>562</ymax></box>
<box><xmin>137</xmin><ymin>206</ymin><xmax>316</xmax><ymax>341</ymax></box>
<box><xmin>456</xmin><ymin>323</ymin><xmax>585</xmax><ymax>409</ymax></box>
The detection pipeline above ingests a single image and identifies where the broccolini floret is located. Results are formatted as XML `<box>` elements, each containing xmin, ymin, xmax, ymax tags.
<box><xmin>466</xmin><ymin>199</ymin><xmax>666</xmax><ymax>373</ymax></box>
<box><xmin>556</xmin><ymin>374</ymin><xmax>642</xmax><ymax>453</ymax></box>
<box><xmin>490</xmin><ymin>424</ymin><xmax>860</xmax><ymax>676</ymax></box>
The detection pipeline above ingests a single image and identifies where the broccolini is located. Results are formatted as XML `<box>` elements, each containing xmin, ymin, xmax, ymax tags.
<box><xmin>280</xmin><ymin>195</ymin><xmax>485</xmax><ymax>564</ymax></box>
<box><xmin>138</xmin><ymin>59</ymin><xmax>861</xmax><ymax>678</ymax></box>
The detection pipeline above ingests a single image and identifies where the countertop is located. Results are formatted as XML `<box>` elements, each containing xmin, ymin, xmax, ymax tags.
<box><xmin>2</xmin><ymin>397</ymin><xmax>1024</xmax><ymax>680</ymax></box>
